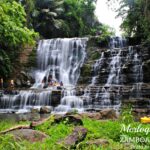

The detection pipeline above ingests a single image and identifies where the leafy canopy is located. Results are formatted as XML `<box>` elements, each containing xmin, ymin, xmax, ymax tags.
<box><xmin>0</xmin><ymin>0</ymin><xmax>38</xmax><ymax>48</ymax></box>
<box><xmin>0</xmin><ymin>0</ymin><xmax>38</xmax><ymax>78</ymax></box>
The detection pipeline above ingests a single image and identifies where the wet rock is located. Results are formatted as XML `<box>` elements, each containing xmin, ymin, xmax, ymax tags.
<box><xmin>51</xmin><ymin>91</ymin><xmax>61</xmax><ymax>107</ymax></box>
<box><xmin>31</xmin><ymin>108</ymin><xmax>40</xmax><ymax>113</ymax></box>
<box><xmin>8</xmin><ymin>129</ymin><xmax>48</xmax><ymax>143</ymax></box>
<box><xmin>86</xmin><ymin>139</ymin><xmax>109</xmax><ymax>146</ymax></box>
<box><xmin>40</xmin><ymin>106</ymin><xmax>52</xmax><ymax>114</ymax></box>
<box><xmin>54</xmin><ymin>114</ymin><xmax>83</xmax><ymax>125</ymax></box>
<box><xmin>80</xmin><ymin>64</ymin><xmax>92</xmax><ymax>77</ymax></box>
<box><xmin>58</xmin><ymin>126</ymin><xmax>87</xmax><ymax>148</ymax></box>
<box><xmin>15</xmin><ymin>79</ymin><xmax>22</xmax><ymax>87</ymax></box>
<box><xmin>133</xmin><ymin>109</ymin><xmax>148</xmax><ymax>113</ymax></box>
<box><xmin>100</xmin><ymin>109</ymin><xmax>118</xmax><ymax>119</ymax></box>
<box><xmin>81</xmin><ymin>113</ymin><xmax>102</xmax><ymax>120</ymax></box>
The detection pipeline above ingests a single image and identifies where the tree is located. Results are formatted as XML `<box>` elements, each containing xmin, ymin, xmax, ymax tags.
<box><xmin>108</xmin><ymin>0</ymin><xmax>150</xmax><ymax>42</ymax></box>
<box><xmin>0</xmin><ymin>0</ymin><xmax>37</xmax><ymax>78</ymax></box>
<box><xmin>31</xmin><ymin>0</ymin><xmax>64</xmax><ymax>38</ymax></box>
<box><xmin>61</xmin><ymin>0</ymin><xmax>100</xmax><ymax>37</ymax></box>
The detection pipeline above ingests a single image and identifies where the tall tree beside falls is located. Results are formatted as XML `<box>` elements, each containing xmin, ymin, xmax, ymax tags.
<box><xmin>17</xmin><ymin>0</ymin><xmax>36</xmax><ymax>28</ymax></box>
<box><xmin>108</xmin><ymin>0</ymin><xmax>150</xmax><ymax>42</ymax></box>
<box><xmin>31</xmin><ymin>0</ymin><xmax>64</xmax><ymax>38</ymax></box>
<box><xmin>26</xmin><ymin>0</ymin><xmax>105</xmax><ymax>38</ymax></box>
<box><xmin>0</xmin><ymin>0</ymin><xmax>38</xmax><ymax>78</ymax></box>
<box><xmin>62</xmin><ymin>0</ymin><xmax>98</xmax><ymax>37</ymax></box>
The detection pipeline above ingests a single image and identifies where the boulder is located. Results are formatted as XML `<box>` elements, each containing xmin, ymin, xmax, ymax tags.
<box><xmin>40</xmin><ymin>106</ymin><xmax>52</xmax><ymax>114</ymax></box>
<box><xmin>100</xmin><ymin>109</ymin><xmax>118</xmax><ymax>119</ymax></box>
<box><xmin>133</xmin><ymin>109</ymin><xmax>148</xmax><ymax>113</ymax></box>
<box><xmin>58</xmin><ymin>126</ymin><xmax>87</xmax><ymax>148</ymax></box>
<box><xmin>54</xmin><ymin>114</ymin><xmax>83</xmax><ymax>125</ymax></box>
<box><xmin>8</xmin><ymin>129</ymin><xmax>48</xmax><ymax>143</ymax></box>
<box><xmin>15</xmin><ymin>79</ymin><xmax>22</xmax><ymax>87</ymax></box>
<box><xmin>31</xmin><ymin>108</ymin><xmax>40</xmax><ymax>113</ymax></box>
<box><xmin>81</xmin><ymin>113</ymin><xmax>102</xmax><ymax>120</ymax></box>
<box><xmin>86</xmin><ymin>139</ymin><xmax>109</xmax><ymax>146</ymax></box>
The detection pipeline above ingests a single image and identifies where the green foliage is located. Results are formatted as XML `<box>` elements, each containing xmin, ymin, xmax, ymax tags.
<box><xmin>31</xmin><ymin>0</ymin><xmax>64</xmax><ymax>38</ymax></box>
<box><xmin>0</xmin><ymin>120</ymin><xmax>30</xmax><ymax>132</ymax></box>
<box><xmin>0</xmin><ymin>0</ymin><xmax>38</xmax><ymax>78</ymax></box>
<box><xmin>62</xmin><ymin>0</ymin><xmax>98</xmax><ymax>37</ymax></box>
<box><xmin>20</xmin><ymin>0</ymin><xmax>112</xmax><ymax>38</ymax></box>
<box><xmin>0</xmin><ymin>0</ymin><xmax>37</xmax><ymax>48</ymax></box>
<box><xmin>1</xmin><ymin>113</ymin><xmax>150</xmax><ymax>150</ymax></box>
<box><xmin>0</xmin><ymin>50</ymin><xmax>12</xmax><ymax>77</ymax></box>
<box><xmin>109</xmin><ymin>0</ymin><xmax>150</xmax><ymax>42</ymax></box>
<box><xmin>119</xmin><ymin>105</ymin><xmax>134</xmax><ymax>124</ymax></box>
<box><xmin>97</xmin><ymin>25</ymin><xmax>115</xmax><ymax>41</ymax></box>
<box><xmin>0</xmin><ymin>134</ymin><xmax>23</xmax><ymax>150</ymax></box>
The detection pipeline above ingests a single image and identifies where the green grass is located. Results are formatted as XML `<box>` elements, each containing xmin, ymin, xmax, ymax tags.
<box><xmin>1</xmin><ymin>113</ymin><xmax>150</xmax><ymax>150</ymax></box>
<box><xmin>0</xmin><ymin>120</ymin><xmax>30</xmax><ymax>132</ymax></box>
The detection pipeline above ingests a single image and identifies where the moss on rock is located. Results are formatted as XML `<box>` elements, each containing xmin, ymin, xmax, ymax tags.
<box><xmin>80</xmin><ymin>64</ymin><xmax>92</xmax><ymax>77</ymax></box>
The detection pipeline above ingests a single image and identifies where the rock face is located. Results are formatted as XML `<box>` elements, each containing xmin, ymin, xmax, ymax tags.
<box><xmin>59</xmin><ymin>126</ymin><xmax>87</xmax><ymax>148</ymax></box>
<box><xmin>81</xmin><ymin>112</ymin><xmax>102</xmax><ymax>120</ymax></box>
<box><xmin>1</xmin><ymin>37</ymin><xmax>150</xmax><ymax>113</ymax></box>
<box><xmin>100</xmin><ymin>109</ymin><xmax>118</xmax><ymax>119</ymax></box>
<box><xmin>54</xmin><ymin>114</ymin><xmax>83</xmax><ymax>125</ymax></box>
<box><xmin>40</xmin><ymin>106</ymin><xmax>52</xmax><ymax>114</ymax></box>
<box><xmin>9</xmin><ymin>129</ymin><xmax>48</xmax><ymax>143</ymax></box>
<box><xmin>77</xmin><ymin>39</ymin><xmax>150</xmax><ymax>110</ymax></box>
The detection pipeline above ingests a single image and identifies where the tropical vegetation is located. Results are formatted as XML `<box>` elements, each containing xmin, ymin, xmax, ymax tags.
<box><xmin>0</xmin><ymin>0</ymin><xmax>114</xmax><ymax>79</ymax></box>
<box><xmin>108</xmin><ymin>0</ymin><xmax>150</xmax><ymax>42</ymax></box>
<box><xmin>0</xmin><ymin>109</ymin><xmax>150</xmax><ymax>150</ymax></box>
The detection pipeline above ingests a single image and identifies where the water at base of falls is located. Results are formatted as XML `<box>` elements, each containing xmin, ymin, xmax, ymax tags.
<box><xmin>0</xmin><ymin>38</ymin><xmax>87</xmax><ymax>114</ymax></box>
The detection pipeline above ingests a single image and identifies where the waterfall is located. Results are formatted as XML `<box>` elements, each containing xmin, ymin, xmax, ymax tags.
<box><xmin>53</xmin><ymin>38</ymin><xmax>87</xmax><ymax>113</ymax></box>
<box><xmin>83</xmin><ymin>37</ymin><xmax>144</xmax><ymax>111</ymax></box>
<box><xmin>0</xmin><ymin>90</ymin><xmax>52</xmax><ymax>113</ymax></box>
<box><xmin>32</xmin><ymin>38</ymin><xmax>87</xmax><ymax>88</ymax></box>
<box><xmin>0</xmin><ymin>38</ymin><xmax>87</xmax><ymax>113</ymax></box>
<box><xmin>0</xmin><ymin>37</ymin><xmax>144</xmax><ymax>113</ymax></box>
<box><xmin>83</xmin><ymin>52</ymin><xmax>104</xmax><ymax>109</ymax></box>
<box><xmin>129</xmin><ymin>46</ymin><xmax>143</xmax><ymax>98</ymax></box>
<box><xmin>100</xmin><ymin>48</ymin><xmax>122</xmax><ymax>109</ymax></box>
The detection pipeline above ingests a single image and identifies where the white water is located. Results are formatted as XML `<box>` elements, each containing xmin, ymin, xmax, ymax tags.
<box><xmin>0</xmin><ymin>38</ymin><xmax>87</xmax><ymax>113</ymax></box>
<box><xmin>51</xmin><ymin>38</ymin><xmax>87</xmax><ymax>113</ymax></box>
<box><xmin>32</xmin><ymin>38</ymin><xmax>87</xmax><ymax>88</ymax></box>
<box><xmin>83</xmin><ymin>37</ymin><xmax>144</xmax><ymax>111</ymax></box>
<box><xmin>0</xmin><ymin>37</ymin><xmax>144</xmax><ymax>113</ymax></box>
<box><xmin>101</xmin><ymin>49</ymin><xmax>122</xmax><ymax>109</ymax></box>
<box><xmin>129</xmin><ymin>46</ymin><xmax>143</xmax><ymax>98</ymax></box>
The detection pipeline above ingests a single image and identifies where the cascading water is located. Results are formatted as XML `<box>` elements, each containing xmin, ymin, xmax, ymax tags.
<box><xmin>0</xmin><ymin>90</ymin><xmax>52</xmax><ymax>113</ymax></box>
<box><xmin>0</xmin><ymin>36</ymin><xmax>144</xmax><ymax>113</ymax></box>
<box><xmin>83</xmin><ymin>37</ymin><xmax>144</xmax><ymax>111</ymax></box>
<box><xmin>0</xmin><ymin>38</ymin><xmax>87</xmax><ymax>113</ymax></box>
<box><xmin>32</xmin><ymin>38</ymin><xmax>87</xmax><ymax>88</ymax></box>
<box><xmin>100</xmin><ymin>48</ymin><xmax>122</xmax><ymax>109</ymax></box>
<box><xmin>83</xmin><ymin>52</ymin><xmax>104</xmax><ymax>108</ymax></box>
<box><xmin>52</xmin><ymin>38</ymin><xmax>87</xmax><ymax>113</ymax></box>
<box><xmin>129</xmin><ymin>46</ymin><xmax>143</xmax><ymax>98</ymax></box>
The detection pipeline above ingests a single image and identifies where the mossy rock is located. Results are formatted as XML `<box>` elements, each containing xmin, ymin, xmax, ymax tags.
<box><xmin>80</xmin><ymin>64</ymin><xmax>92</xmax><ymax>77</ymax></box>
<box><xmin>89</xmin><ymin>51</ymin><xmax>101</xmax><ymax>60</ymax></box>
<box><xmin>86</xmin><ymin>46</ymin><xmax>101</xmax><ymax>61</ymax></box>
<box><xmin>78</xmin><ymin>77</ymin><xmax>90</xmax><ymax>84</ymax></box>
<box><xmin>87</xmin><ymin>37</ymin><xmax>99</xmax><ymax>47</ymax></box>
